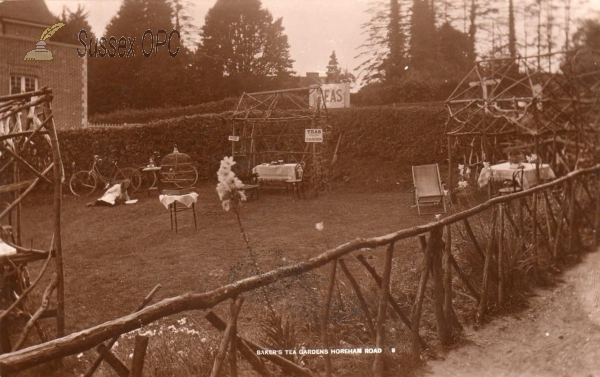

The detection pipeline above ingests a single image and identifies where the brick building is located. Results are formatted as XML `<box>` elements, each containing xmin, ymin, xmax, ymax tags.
<box><xmin>0</xmin><ymin>0</ymin><xmax>87</xmax><ymax>128</ymax></box>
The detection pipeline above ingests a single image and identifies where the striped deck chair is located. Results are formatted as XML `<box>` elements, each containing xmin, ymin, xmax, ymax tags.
<box><xmin>412</xmin><ymin>164</ymin><xmax>447</xmax><ymax>215</ymax></box>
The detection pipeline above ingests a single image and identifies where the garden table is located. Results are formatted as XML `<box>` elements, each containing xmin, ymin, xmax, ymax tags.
<box><xmin>477</xmin><ymin>162</ymin><xmax>556</xmax><ymax>190</ymax></box>
<box><xmin>142</xmin><ymin>166</ymin><xmax>162</xmax><ymax>194</ymax></box>
<box><xmin>159</xmin><ymin>190</ymin><xmax>198</xmax><ymax>232</ymax></box>
<box><xmin>252</xmin><ymin>163</ymin><xmax>298</xmax><ymax>182</ymax></box>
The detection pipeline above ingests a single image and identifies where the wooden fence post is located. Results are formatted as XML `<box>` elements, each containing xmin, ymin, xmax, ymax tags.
<box><xmin>498</xmin><ymin>204</ymin><xmax>504</xmax><ymax>305</ymax></box>
<box><xmin>411</xmin><ymin>235</ymin><xmax>434</xmax><ymax>362</ymax></box>
<box><xmin>322</xmin><ymin>260</ymin><xmax>337</xmax><ymax>377</ymax></box>
<box><xmin>210</xmin><ymin>296</ymin><xmax>244</xmax><ymax>377</ymax></box>
<box><xmin>431</xmin><ymin>227</ymin><xmax>451</xmax><ymax>346</ymax></box>
<box><xmin>373</xmin><ymin>242</ymin><xmax>394</xmax><ymax>376</ymax></box>
<box><xmin>569</xmin><ymin>180</ymin><xmax>577</xmax><ymax>253</ymax></box>
<box><xmin>444</xmin><ymin>225</ymin><xmax>454</xmax><ymax>337</ymax></box>
<box><xmin>129</xmin><ymin>335</ymin><xmax>149</xmax><ymax>377</ymax></box>
<box><xmin>477</xmin><ymin>207</ymin><xmax>497</xmax><ymax>324</ymax></box>
<box><xmin>532</xmin><ymin>192</ymin><xmax>538</xmax><ymax>271</ymax></box>
<box><xmin>229</xmin><ymin>299</ymin><xmax>239</xmax><ymax>377</ymax></box>
<box><xmin>594</xmin><ymin>180</ymin><xmax>600</xmax><ymax>247</ymax></box>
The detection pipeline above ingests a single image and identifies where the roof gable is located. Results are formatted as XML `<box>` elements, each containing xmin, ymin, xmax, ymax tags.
<box><xmin>0</xmin><ymin>0</ymin><xmax>55</xmax><ymax>26</ymax></box>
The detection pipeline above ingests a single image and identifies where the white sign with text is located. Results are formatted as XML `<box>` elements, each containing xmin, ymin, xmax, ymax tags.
<box><xmin>309</xmin><ymin>83</ymin><xmax>350</xmax><ymax>109</ymax></box>
<box><xmin>305</xmin><ymin>129</ymin><xmax>323</xmax><ymax>143</ymax></box>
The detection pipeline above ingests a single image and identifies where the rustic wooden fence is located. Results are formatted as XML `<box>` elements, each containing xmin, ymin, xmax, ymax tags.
<box><xmin>0</xmin><ymin>164</ymin><xmax>598</xmax><ymax>376</ymax></box>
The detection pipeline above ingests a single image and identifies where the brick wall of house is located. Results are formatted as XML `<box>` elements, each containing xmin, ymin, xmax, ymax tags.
<box><xmin>3</xmin><ymin>22</ymin><xmax>45</xmax><ymax>40</ymax></box>
<box><xmin>0</xmin><ymin>36</ymin><xmax>86</xmax><ymax>129</ymax></box>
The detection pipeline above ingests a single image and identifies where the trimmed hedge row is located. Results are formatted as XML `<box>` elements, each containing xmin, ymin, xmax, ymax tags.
<box><xmin>88</xmin><ymin>98</ymin><xmax>239</xmax><ymax>124</ymax></box>
<box><xmin>59</xmin><ymin>106</ymin><xmax>449</xmax><ymax>189</ymax></box>
<box><xmin>59</xmin><ymin>114</ymin><xmax>230</xmax><ymax>179</ymax></box>
<box><xmin>325</xmin><ymin>105</ymin><xmax>448</xmax><ymax>188</ymax></box>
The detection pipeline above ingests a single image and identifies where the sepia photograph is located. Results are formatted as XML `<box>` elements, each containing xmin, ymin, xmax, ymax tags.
<box><xmin>0</xmin><ymin>0</ymin><xmax>599</xmax><ymax>376</ymax></box>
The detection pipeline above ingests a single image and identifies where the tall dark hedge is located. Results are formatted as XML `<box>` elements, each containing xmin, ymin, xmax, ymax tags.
<box><xmin>325</xmin><ymin>105</ymin><xmax>448</xmax><ymax>188</ymax></box>
<box><xmin>58</xmin><ymin>106</ymin><xmax>449</xmax><ymax>189</ymax></box>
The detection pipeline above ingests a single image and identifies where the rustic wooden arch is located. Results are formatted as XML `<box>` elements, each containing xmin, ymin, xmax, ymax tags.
<box><xmin>445</xmin><ymin>49</ymin><xmax>600</xmax><ymax>189</ymax></box>
<box><xmin>229</xmin><ymin>86</ymin><xmax>329</xmax><ymax>191</ymax></box>
<box><xmin>0</xmin><ymin>88</ymin><xmax>64</xmax><ymax>355</ymax></box>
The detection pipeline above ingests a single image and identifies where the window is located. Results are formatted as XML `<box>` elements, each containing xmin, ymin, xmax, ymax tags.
<box><xmin>10</xmin><ymin>75</ymin><xmax>38</xmax><ymax>94</ymax></box>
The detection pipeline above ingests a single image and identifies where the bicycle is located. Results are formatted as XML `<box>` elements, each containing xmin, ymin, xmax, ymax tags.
<box><xmin>69</xmin><ymin>155</ymin><xmax>142</xmax><ymax>196</ymax></box>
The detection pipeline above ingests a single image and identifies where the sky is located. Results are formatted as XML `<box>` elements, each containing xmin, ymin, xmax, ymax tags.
<box><xmin>46</xmin><ymin>0</ymin><xmax>371</xmax><ymax>78</ymax></box>
<box><xmin>45</xmin><ymin>0</ymin><xmax>600</xmax><ymax>81</ymax></box>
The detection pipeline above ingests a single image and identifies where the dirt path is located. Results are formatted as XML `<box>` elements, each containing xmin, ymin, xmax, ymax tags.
<box><xmin>423</xmin><ymin>249</ymin><xmax>600</xmax><ymax>377</ymax></box>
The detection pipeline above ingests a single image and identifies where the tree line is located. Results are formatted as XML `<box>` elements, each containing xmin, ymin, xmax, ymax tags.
<box><xmin>51</xmin><ymin>0</ymin><xmax>599</xmax><ymax>115</ymax></box>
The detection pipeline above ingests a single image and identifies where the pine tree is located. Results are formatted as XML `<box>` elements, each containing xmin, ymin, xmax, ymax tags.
<box><xmin>197</xmin><ymin>0</ymin><xmax>294</xmax><ymax>97</ymax></box>
<box><xmin>355</xmin><ymin>0</ymin><xmax>407</xmax><ymax>84</ymax></box>
<box><xmin>326</xmin><ymin>51</ymin><xmax>342</xmax><ymax>83</ymax></box>
<box><xmin>408</xmin><ymin>0</ymin><xmax>438</xmax><ymax>75</ymax></box>
<box><xmin>53</xmin><ymin>4</ymin><xmax>94</xmax><ymax>45</ymax></box>
<box><xmin>88</xmin><ymin>0</ymin><xmax>188</xmax><ymax>113</ymax></box>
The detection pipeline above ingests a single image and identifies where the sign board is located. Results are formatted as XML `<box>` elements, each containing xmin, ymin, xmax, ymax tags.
<box><xmin>309</xmin><ymin>83</ymin><xmax>350</xmax><ymax>109</ymax></box>
<box><xmin>228</xmin><ymin>135</ymin><xmax>240</xmax><ymax>141</ymax></box>
<box><xmin>305</xmin><ymin>129</ymin><xmax>323</xmax><ymax>143</ymax></box>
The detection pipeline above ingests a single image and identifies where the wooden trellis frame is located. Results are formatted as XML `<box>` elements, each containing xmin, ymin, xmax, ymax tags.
<box><xmin>0</xmin><ymin>88</ymin><xmax>64</xmax><ymax>357</ymax></box>
<box><xmin>445</xmin><ymin>49</ymin><xmax>600</xmax><ymax>189</ymax></box>
<box><xmin>229</xmin><ymin>86</ymin><xmax>329</xmax><ymax>190</ymax></box>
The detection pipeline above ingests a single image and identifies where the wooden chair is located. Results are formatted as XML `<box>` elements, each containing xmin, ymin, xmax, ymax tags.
<box><xmin>412</xmin><ymin>164</ymin><xmax>447</xmax><ymax>215</ymax></box>
<box><xmin>498</xmin><ymin>167</ymin><xmax>524</xmax><ymax>195</ymax></box>
<box><xmin>285</xmin><ymin>163</ymin><xmax>306</xmax><ymax>200</ymax></box>
<box><xmin>160</xmin><ymin>187</ymin><xmax>197</xmax><ymax>233</ymax></box>
<box><xmin>239</xmin><ymin>173</ymin><xmax>260</xmax><ymax>201</ymax></box>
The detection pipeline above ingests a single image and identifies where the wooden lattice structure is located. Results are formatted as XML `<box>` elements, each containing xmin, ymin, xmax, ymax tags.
<box><xmin>229</xmin><ymin>86</ymin><xmax>329</xmax><ymax>189</ymax></box>
<box><xmin>0</xmin><ymin>88</ymin><xmax>64</xmax><ymax>355</ymax></box>
<box><xmin>445</xmin><ymin>49</ymin><xmax>600</xmax><ymax>188</ymax></box>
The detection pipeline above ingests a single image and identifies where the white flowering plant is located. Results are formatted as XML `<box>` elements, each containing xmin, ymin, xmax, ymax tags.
<box><xmin>216</xmin><ymin>156</ymin><xmax>246</xmax><ymax>211</ymax></box>
<box><xmin>526</xmin><ymin>154</ymin><xmax>538</xmax><ymax>163</ymax></box>
<box><xmin>457</xmin><ymin>163</ymin><xmax>472</xmax><ymax>190</ymax></box>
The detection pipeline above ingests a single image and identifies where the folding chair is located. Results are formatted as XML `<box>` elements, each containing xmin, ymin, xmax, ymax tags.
<box><xmin>412</xmin><ymin>164</ymin><xmax>447</xmax><ymax>215</ymax></box>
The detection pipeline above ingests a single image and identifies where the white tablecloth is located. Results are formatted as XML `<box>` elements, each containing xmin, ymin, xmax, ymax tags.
<box><xmin>252</xmin><ymin>164</ymin><xmax>297</xmax><ymax>182</ymax></box>
<box><xmin>478</xmin><ymin>162</ymin><xmax>556</xmax><ymax>189</ymax></box>
<box><xmin>159</xmin><ymin>192</ymin><xmax>198</xmax><ymax>209</ymax></box>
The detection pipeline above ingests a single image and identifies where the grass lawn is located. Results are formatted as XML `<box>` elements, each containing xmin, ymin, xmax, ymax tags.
<box><xmin>16</xmin><ymin>182</ymin><xmax>447</xmax><ymax>376</ymax></box>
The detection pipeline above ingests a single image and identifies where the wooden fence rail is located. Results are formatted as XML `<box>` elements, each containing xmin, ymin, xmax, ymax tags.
<box><xmin>0</xmin><ymin>164</ymin><xmax>598</xmax><ymax>375</ymax></box>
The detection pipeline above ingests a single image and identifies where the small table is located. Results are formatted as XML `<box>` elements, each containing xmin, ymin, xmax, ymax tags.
<box><xmin>478</xmin><ymin>162</ymin><xmax>556</xmax><ymax>190</ymax></box>
<box><xmin>159</xmin><ymin>189</ymin><xmax>198</xmax><ymax>232</ymax></box>
<box><xmin>142</xmin><ymin>166</ymin><xmax>162</xmax><ymax>194</ymax></box>
<box><xmin>252</xmin><ymin>163</ymin><xmax>298</xmax><ymax>182</ymax></box>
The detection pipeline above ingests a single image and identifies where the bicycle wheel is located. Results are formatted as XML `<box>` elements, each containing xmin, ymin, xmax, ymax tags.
<box><xmin>172</xmin><ymin>164</ymin><xmax>198</xmax><ymax>188</ymax></box>
<box><xmin>115</xmin><ymin>168</ymin><xmax>142</xmax><ymax>194</ymax></box>
<box><xmin>69</xmin><ymin>171</ymin><xmax>97</xmax><ymax>196</ymax></box>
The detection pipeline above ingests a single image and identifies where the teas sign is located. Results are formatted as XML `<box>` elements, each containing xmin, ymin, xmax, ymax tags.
<box><xmin>309</xmin><ymin>83</ymin><xmax>350</xmax><ymax>109</ymax></box>
<box><xmin>305</xmin><ymin>129</ymin><xmax>323</xmax><ymax>143</ymax></box>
